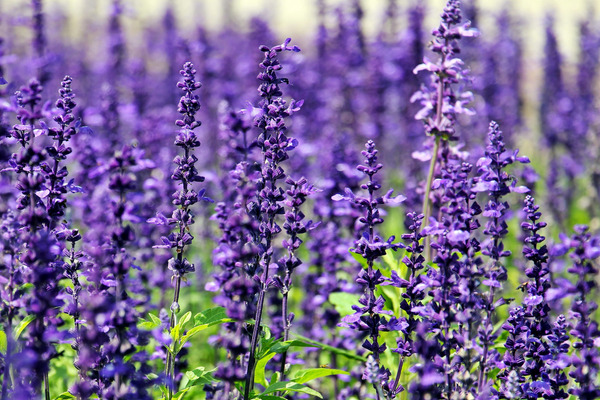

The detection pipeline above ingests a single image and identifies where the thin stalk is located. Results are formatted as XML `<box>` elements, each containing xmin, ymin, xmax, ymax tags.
<box><xmin>443</xmin><ymin>272</ymin><xmax>452</xmax><ymax>397</ymax></box>
<box><xmin>166</xmin><ymin>142</ymin><xmax>190</xmax><ymax>398</ymax></box>
<box><xmin>279</xmin><ymin>281</ymin><xmax>290</xmax><ymax>377</ymax></box>
<box><xmin>244</xmin><ymin>212</ymin><xmax>275</xmax><ymax>399</ymax></box>
<box><xmin>331</xmin><ymin>353</ymin><xmax>339</xmax><ymax>399</ymax></box>
<box><xmin>422</xmin><ymin>137</ymin><xmax>440</xmax><ymax>264</ymax></box>
<box><xmin>421</xmin><ymin>40</ymin><xmax>448</xmax><ymax>264</ymax></box>
<box><xmin>392</xmin><ymin>357</ymin><xmax>404</xmax><ymax>393</ymax></box>
<box><xmin>44</xmin><ymin>373</ymin><xmax>50</xmax><ymax>400</ymax></box>
<box><xmin>1</xmin><ymin>257</ymin><xmax>16</xmax><ymax>399</ymax></box>
<box><xmin>166</xmin><ymin>276</ymin><xmax>182</xmax><ymax>400</ymax></box>
<box><xmin>244</xmin><ymin>83</ymin><xmax>277</xmax><ymax>398</ymax></box>
<box><xmin>1</xmin><ymin>315</ymin><xmax>13</xmax><ymax>399</ymax></box>
<box><xmin>243</xmin><ymin>264</ymin><xmax>270</xmax><ymax>400</ymax></box>
<box><xmin>478</xmin><ymin>232</ymin><xmax>500</xmax><ymax>391</ymax></box>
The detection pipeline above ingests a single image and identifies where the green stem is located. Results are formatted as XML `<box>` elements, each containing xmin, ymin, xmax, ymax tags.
<box><xmin>422</xmin><ymin>136</ymin><xmax>441</xmax><ymax>263</ymax></box>
<box><xmin>166</xmin><ymin>277</ymin><xmax>182</xmax><ymax>400</ymax></box>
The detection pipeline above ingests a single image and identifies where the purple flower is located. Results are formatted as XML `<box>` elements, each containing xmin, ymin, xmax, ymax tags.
<box><xmin>243</xmin><ymin>38</ymin><xmax>302</xmax><ymax>400</ymax></box>
<box><xmin>335</xmin><ymin>140</ymin><xmax>404</xmax><ymax>397</ymax></box>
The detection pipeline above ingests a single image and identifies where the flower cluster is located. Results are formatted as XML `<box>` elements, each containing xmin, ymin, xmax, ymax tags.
<box><xmin>335</xmin><ymin>140</ymin><xmax>405</xmax><ymax>396</ymax></box>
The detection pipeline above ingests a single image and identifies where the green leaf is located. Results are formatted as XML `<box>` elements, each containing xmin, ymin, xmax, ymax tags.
<box><xmin>193</xmin><ymin>307</ymin><xmax>229</xmax><ymax>327</ymax></box>
<box><xmin>379</xmin><ymin>285</ymin><xmax>401</xmax><ymax>317</ymax></box>
<box><xmin>174</xmin><ymin>387</ymin><xmax>190</xmax><ymax>400</ymax></box>
<box><xmin>178</xmin><ymin>325</ymin><xmax>206</xmax><ymax>351</ymax></box>
<box><xmin>292</xmin><ymin>368</ymin><xmax>349</xmax><ymax>384</ymax></box>
<box><xmin>269</xmin><ymin>340</ymin><xmax>316</xmax><ymax>354</ymax></box>
<box><xmin>13</xmin><ymin>315</ymin><xmax>35</xmax><ymax>340</ymax></box>
<box><xmin>138</xmin><ymin>312</ymin><xmax>163</xmax><ymax>330</ymax></box>
<box><xmin>0</xmin><ymin>330</ymin><xmax>6</xmax><ymax>354</ymax></box>
<box><xmin>149</xmin><ymin>313</ymin><xmax>162</xmax><ymax>325</ymax></box>
<box><xmin>137</xmin><ymin>319</ymin><xmax>155</xmax><ymax>330</ymax></box>
<box><xmin>381</xmin><ymin>251</ymin><xmax>399</xmax><ymax>272</ymax></box>
<box><xmin>171</xmin><ymin>323</ymin><xmax>181</xmax><ymax>344</ymax></box>
<box><xmin>270</xmin><ymin>372</ymin><xmax>281</xmax><ymax>385</ymax></box>
<box><xmin>328</xmin><ymin>292</ymin><xmax>360</xmax><ymax>317</ymax></box>
<box><xmin>178</xmin><ymin>311</ymin><xmax>192</xmax><ymax>329</ymax></box>
<box><xmin>255</xmin><ymin>352</ymin><xmax>277</xmax><ymax>388</ymax></box>
<box><xmin>257</xmin><ymin>397</ymin><xmax>286</xmax><ymax>400</ymax></box>
<box><xmin>292</xmin><ymin>334</ymin><xmax>367</xmax><ymax>362</ymax></box>
<box><xmin>54</xmin><ymin>393</ymin><xmax>76</xmax><ymax>400</ymax></box>
<box><xmin>350</xmin><ymin>251</ymin><xmax>368</xmax><ymax>269</ymax></box>
<box><xmin>261</xmin><ymin>381</ymin><xmax>322</xmax><ymax>398</ymax></box>
<box><xmin>257</xmin><ymin>336</ymin><xmax>280</xmax><ymax>359</ymax></box>
<box><xmin>184</xmin><ymin>367</ymin><xmax>216</xmax><ymax>389</ymax></box>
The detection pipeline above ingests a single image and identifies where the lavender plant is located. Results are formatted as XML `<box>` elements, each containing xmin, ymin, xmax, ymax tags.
<box><xmin>242</xmin><ymin>38</ymin><xmax>302</xmax><ymax>400</ymax></box>
<box><xmin>149</xmin><ymin>62</ymin><xmax>211</xmax><ymax>398</ymax></box>
<box><xmin>411</xmin><ymin>0</ymin><xmax>477</xmax><ymax>260</ymax></box>
<box><xmin>1</xmin><ymin>1</ymin><xmax>600</xmax><ymax>400</ymax></box>
<box><xmin>335</xmin><ymin>140</ymin><xmax>405</xmax><ymax>398</ymax></box>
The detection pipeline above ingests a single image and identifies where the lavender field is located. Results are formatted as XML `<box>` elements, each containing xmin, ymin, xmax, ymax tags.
<box><xmin>1</xmin><ymin>0</ymin><xmax>600</xmax><ymax>399</ymax></box>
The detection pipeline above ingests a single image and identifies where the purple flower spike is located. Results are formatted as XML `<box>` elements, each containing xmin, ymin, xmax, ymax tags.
<box><xmin>151</xmin><ymin>61</ymin><xmax>210</xmax><ymax>398</ymax></box>
<box><xmin>561</xmin><ymin>226</ymin><xmax>600</xmax><ymax>398</ymax></box>
<box><xmin>243</xmin><ymin>38</ymin><xmax>302</xmax><ymax>400</ymax></box>
<box><xmin>335</xmin><ymin>140</ymin><xmax>404</xmax><ymax>398</ymax></box>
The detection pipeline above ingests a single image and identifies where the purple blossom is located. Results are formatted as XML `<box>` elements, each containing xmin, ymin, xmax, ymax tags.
<box><xmin>335</xmin><ymin>140</ymin><xmax>404</xmax><ymax>398</ymax></box>
<box><xmin>243</xmin><ymin>38</ymin><xmax>302</xmax><ymax>400</ymax></box>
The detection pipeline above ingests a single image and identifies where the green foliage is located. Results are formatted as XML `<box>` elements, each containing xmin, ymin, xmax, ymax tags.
<box><xmin>328</xmin><ymin>292</ymin><xmax>360</xmax><ymax>317</ymax></box>
<box><xmin>0</xmin><ymin>329</ymin><xmax>6</xmax><ymax>354</ymax></box>
<box><xmin>13</xmin><ymin>314</ymin><xmax>35</xmax><ymax>340</ymax></box>
<box><xmin>185</xmin><ymin>367</ymin><xmax>217</xmax><ymax>389</ymax></box>
<box><xmin>53</xmin><ymin>393</ymin><xmax>76</xmax><ymax>399</ymax></box>
<box><xmin>258</xmin><ymin>381</ymin><xmax>322</xmax><ymax>398</ymax></box>
<box><xmin>292</xmin><ymin>334</ymin><xmax>367</xmax><ymax>362</ymax></box>
<box><xmin>291</xmin><ymin>368</ymin><xmax>349</xmax><ymax>384</ymax></box>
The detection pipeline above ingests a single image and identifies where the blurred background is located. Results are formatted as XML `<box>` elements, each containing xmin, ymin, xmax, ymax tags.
<box><xmin>1</xmin><ymin>0</ymin><xmax>599</xmax><ymax>230</ymax></box>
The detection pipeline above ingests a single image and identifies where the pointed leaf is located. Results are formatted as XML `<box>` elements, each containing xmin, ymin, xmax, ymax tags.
<box><xmin>0</xmin><ymin>330</ymin><xmax>6</xmax><ymax>354</ymax></box>
<box><xmin>255</xmin><ymin>352</ymin><xmax>277</xmax><ymax>388</ymax></box>
<box><xmin>53</xmin><ymin>393</ymin><xmax>76</xmax><ymax>400</ymax></box>
<box><xmin>184</xmin><ymin>367</ymin><xmax>216</xmax><ymax>388</ymax></box>
<box><xmin>193</xmin><ymin>307</ymin><xmax>228</xmax><ymax>326</ymax></box>
<box><xmin>292</xmin><ymin>368</ymin><xmax>349</xmax><ymax>384</ymax></box>
<box><xmin>174</xmin><ymin>387</ymin><xmax>190</xmax><ymax>400</ymax></box>
<box><xmin>270</xmin><ymin>339</ymin><xmax>317</xmax><ymax>354</ymax></box>
<box><xmin>292</xmin><ymin>334</ymin><xmax>367</xmax><ymax>362</ymax></box>
<box><xmin>14</xmin><ymin>315</ymin><xmax>35</xmax><ymax>340</ymax></box>
<box><xmin>261</xmin><ymin>381</ymin><xmax>322</xmax><ymax>398</ymax></box>
<box><xmin>177</xmin><ymin>311</ymin><xmax>192</xmax><ymax>330</ymax></box>
<box><xmin>328</xmin><ymin>292</ymin><xmax>360</xmax><ymax>317</ymax></box>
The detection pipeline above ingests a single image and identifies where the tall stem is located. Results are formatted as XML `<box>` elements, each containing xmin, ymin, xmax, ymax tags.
<box><xmin>44</xmin><ymin>373</ymin><xmax>50</xmax><ymax>400</ymax></box>
<box><xmin>243</xmin><ymin>262</ymin><xmax>270</xmax><ymax>400</ymax></box>
<box><xmin>1</xmin><ymin>314</ymin><xmax>13</xmax><ymax>399</ymax></box>
<box><xmin>166</xmin><ymin>276</ymin><xmax>182</xmax><ymax>400</ymax></box>
<box><xmin>279</xmin><ymin>280</ymin><xmax>290</xmax><ymax>378</ymax></box>
<box><xmin>422</xmin><ymin>136</ymin><xmax>441</xmax><ymax>263</ymax></box>
<box><xmin>421</xmin><ymin>41</ymin><xmax>447</xmax><ymax>264</ymax></box>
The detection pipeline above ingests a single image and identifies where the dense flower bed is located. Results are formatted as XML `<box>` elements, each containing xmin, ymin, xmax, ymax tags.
<box><xmin>1</xmin><ymin>0</ymin><xmax>600</xmax><ymax>399</ymax></box>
